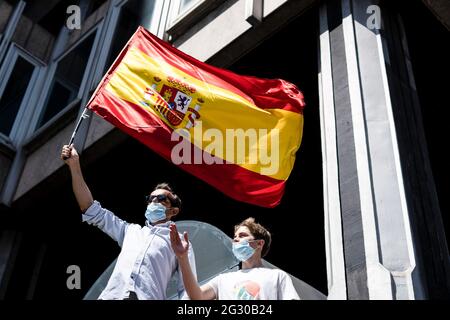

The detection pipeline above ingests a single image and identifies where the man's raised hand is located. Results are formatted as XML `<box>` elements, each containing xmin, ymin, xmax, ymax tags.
<box><xmin>61</xmin><ymin>144</ymin><xmax>79</xmax><ymax>166</ymax></box>
<box><xmin>169</xmin><ymin>223</ymin><xmax>189</xmax><ymax>258</ymax></box>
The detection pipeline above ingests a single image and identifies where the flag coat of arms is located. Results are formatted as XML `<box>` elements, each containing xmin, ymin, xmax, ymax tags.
<box><xmin>86</xmin><ymin>26</ymin><xmax>305</xmax><ymax>208</ymax></box>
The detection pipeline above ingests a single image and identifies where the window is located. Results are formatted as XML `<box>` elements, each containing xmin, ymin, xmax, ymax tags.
<box><xmin>104</xmin><ymin>0</ymin><xmax>157</xmax><ymax>71</ymax></box>
<box><xmin>37</xmin><ymin>33</ymin><xmax>95</xmax><ymax>128</ymax></box>
<box><xmin>0</xmin><ymin>1</ymin><xmax>15</xmax><ymax>35</ymax></box>
<box><xmin>166</xmin><ymin>0</ymin><xmax>226</xmax><ymax>41</ymax></box>
<box><xmin>85</xmin><ymin>0</ymin><xmax>108</xmax><ymax>18</ymax></box>
<box><xmin>22</xmin><ymin>0</ymin><xmax>78</xmax><ymax>37</ymax></box>
<box><xmin>0</xmin><ymin>56</ymin><xmax>35</xmax><ymax>136</ymax></box>
<box><xmin>178</xmin><ymin>0</ymin><xmax>201</xmax><ymax>16</ymax></box>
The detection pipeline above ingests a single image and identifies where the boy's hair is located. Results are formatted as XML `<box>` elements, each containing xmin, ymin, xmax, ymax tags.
<box><xmin>154</xmin><ymin>182</ymin><xmax>182</xmax><ymax>211</ymax></box>
<box><xmin>235</xmin><ymin>217</ymin><xmax>272</xmax><ymax>257</ymax></box>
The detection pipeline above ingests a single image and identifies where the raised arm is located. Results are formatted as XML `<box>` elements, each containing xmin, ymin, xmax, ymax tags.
<box><xmin>170</xmin><ymin>224</ymin><xmax>216</xmax><ymax>300</ymax></box>
<box><xmin>61</xmin><ymin>144</ymin><xmax>93</xmax><ymax>212</ymax></box>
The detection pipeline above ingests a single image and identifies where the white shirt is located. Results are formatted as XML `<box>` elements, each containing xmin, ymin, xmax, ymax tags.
<box><xmin>206</xmin><ymin>267</ymin><xmax>300</xmax><ymax>300</ymax></box>
<box><xmin>82</xmin><ymin>200</ymin><xmax>196</xmax><ymax>300</ymax></box>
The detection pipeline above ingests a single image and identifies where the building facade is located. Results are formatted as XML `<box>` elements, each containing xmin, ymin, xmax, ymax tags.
<box><xmin>0</xmin><ymin>0</ymin><xmax>449</xmax><ymax>299</ymax></box>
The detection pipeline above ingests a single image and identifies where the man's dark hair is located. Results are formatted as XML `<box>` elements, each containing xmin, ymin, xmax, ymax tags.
<box><xmin>154</xmin><ymin>182</ymin><xmax>173</xmax><ymax>192</ymax></box>
<box><xmin>154</xmin><ymin>182</ymin><xmax>182</xmax><ymax>211</ymax></box>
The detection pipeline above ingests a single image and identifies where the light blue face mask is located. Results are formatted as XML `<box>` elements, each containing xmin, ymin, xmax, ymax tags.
<box><xmin>145</xmin><ymin>202</ymin><xmax>167</xmax><ymax>224</ymax></box>
<box><xmin>232</xmin><ymin>239</ymin><xmax>256</xmax><ymax>262</ymax></box>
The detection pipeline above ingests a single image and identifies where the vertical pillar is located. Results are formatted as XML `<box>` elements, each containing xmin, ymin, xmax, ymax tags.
<box><xmin>319</xmin><ymin>0</ymin><xmax>427</xmax><ymax>299</ymax></box>
<box><xmin>318</xmin><ymin>3</ymin><xmax>347</xmax><ymax>300</ymax></box>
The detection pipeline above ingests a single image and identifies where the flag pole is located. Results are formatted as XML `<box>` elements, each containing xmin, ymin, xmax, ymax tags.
<box><xmin>63</xmin><ymin>108</ymin><xmax>90</xmax><ymax>159</ymax></box>
<box><xmin>69</xmin><ymin>108</ymin><xmax>90</xmax><ymax>145</ymax></box>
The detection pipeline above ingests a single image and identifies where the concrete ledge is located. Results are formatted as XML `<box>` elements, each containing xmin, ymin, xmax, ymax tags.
<box><xmin>12</xmin><ymin>101</ymin><xmax>80</xmax><ymax>201</ymax></box>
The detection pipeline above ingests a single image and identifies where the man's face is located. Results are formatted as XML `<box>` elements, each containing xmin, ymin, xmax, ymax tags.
<box><xmin>147</xmin><ymin>189</ymin><xmax>179</xmax><ymax>220</ymax></box>
<box><xmin>148</xmin><ymin>189</ymin><xmax>173</xmax><ymax>208</ymax></box>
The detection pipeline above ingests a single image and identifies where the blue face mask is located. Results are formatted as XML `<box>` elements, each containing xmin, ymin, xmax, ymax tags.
<box><xmin>232</xmin><ymin>239</ymin><xmax>256</xmax><ymax>262</ymax></box>
<box><xmin>145</xmin><ymin>202</ymin><xmax>167</xmax><ymax>224</ymax></box>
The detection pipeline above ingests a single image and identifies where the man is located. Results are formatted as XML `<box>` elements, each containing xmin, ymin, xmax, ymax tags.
<box><xmin>170</xmin><ymin>217</ymin><xmax>299</xmax><ymax>300</ymax></box>
<box><xmin>61</xmin><ymin>144</ymin><xmax>196</xmax><ymax>300</ymax></box>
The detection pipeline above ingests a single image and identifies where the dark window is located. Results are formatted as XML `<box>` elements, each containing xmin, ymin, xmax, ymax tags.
<box><xmin>0</xmin><ymin>56</ymin><xmax>35</xmax><ymax>136</ymax></box>
<box><xmin>37</xmin><ymin>33</ymin><xmax>95</xmax><ymax>128</ymax></box>
<box><xmin>22</xmin><ymin>0</ymin><xmax>78</xmax><ymax>37</ymax></box>
<box><xmin>104</xmin><ymin>0</ymin><xmax>157</xmax><ymax>72</ymax></box>
<box><xmin>0</xmin><ymin>1</ymin><xmax>15</xmax><ymax>34</ymax></box>
<box><xmin>85</xmin><ymin>0</ymin><xmax>108</xmax><ymax>18</ymax></box>
<box><xmin>4</xmin><ymin>0</ymin><xmax>20</xmax><ymax>6</ymax></box>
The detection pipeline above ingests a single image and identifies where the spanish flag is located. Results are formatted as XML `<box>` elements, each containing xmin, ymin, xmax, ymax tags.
<box><xmin>86</xmin><ymin>27</ymin><xmax>305</xmax><ymax>208</ymax></box>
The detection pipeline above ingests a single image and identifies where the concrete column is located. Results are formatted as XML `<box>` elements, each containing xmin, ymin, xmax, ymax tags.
<box><xmin>318</xmin><ymin>4</ymin><xmax>347</xmax><ymax>300</ymax></box>
<box><xmin>319</xmin><ymin>0</ymin><xmax>426</xmax><ymax>299</ymax></box>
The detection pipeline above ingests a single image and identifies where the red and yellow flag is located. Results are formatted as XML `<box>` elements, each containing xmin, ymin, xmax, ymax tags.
<box><xmin>86</xmin><ymin>26</ymin><xmax>305</xmax><ymax>208</ymax></box>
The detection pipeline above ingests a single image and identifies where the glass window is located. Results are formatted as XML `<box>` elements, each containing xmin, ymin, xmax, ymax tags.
<box><xmin>0</xmin><ymin>56</ymin><xmax>35</xmax><ymax>136</ymax></box>
<box><xmin>0</xmin><ymin>1</ymin><xmax>15</xmax><ymax>35</ymax></box>
<box><xmin>23</xmin><ymin>0</ymin><xmax>78</xmax><ymax>37</ymax></box>
<box><xmin>178</xmin><ymin>0</ymin><xmax>200</xmax><ymax>15</ymax></box>
<box><xmin>85</xmin><ymin>0</ymin><xmax>108</xmax><ymax>18</ymax></box>
<box><xmin>104</xmin><ymin>0</ymin><xmax>157</xmax><ymax>72</ymax></box>
<box><xmin>37</xmin><ymin>33</ymin><xmax>95</xmax><ymax>128</ymax></box>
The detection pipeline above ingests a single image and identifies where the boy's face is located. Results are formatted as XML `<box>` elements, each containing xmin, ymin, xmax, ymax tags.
<box><xmin>233</xmin><ymin>226</ymin><xmax>264</xmax><ymax>251</ymax></box>
<box><xmin>233</xmin><ymin>226</ymin><xmax>255</xmax><ymax>243</ymax></box>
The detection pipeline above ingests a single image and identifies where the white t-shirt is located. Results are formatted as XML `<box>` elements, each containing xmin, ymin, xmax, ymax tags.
<box><xmin>205</xmin><ymin>267</ymin><xmax>300</xmax><ymax>300</ymax></box>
